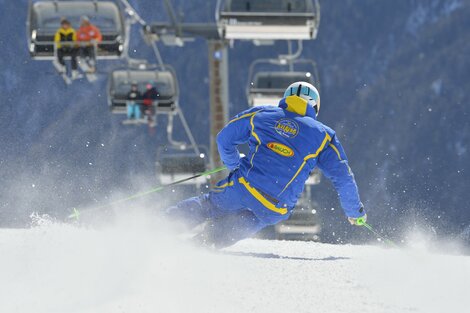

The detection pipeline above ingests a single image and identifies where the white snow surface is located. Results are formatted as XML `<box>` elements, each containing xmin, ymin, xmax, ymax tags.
<box><xmin>1</xmin><ymin>213</ymin><xmax>469</xmax><ymax>313</ymax></box>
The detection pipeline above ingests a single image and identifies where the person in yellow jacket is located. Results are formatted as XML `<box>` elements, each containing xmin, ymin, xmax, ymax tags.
<box><xmin>53</xmin><ymin>18</ymin><xmax>79</xmax><ymax>78</ymax></box>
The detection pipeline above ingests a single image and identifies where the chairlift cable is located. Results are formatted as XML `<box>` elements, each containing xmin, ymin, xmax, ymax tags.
<box><xmin>118</xmin><ymin>0</ymin><xmax>166</xmax><ymax>67</ymax></box>
<box><xmin>162</xmin><ymin>0</ymin><xmax>182</xmax><ymax>38</ymax></box>
<box><xmin>176</xmin><ymin>107</ymin><xmax>201</xmax><ymax>156</ymax></box>
<box><xmin>119</xmin><ymin>0</ymin><xmax>147</xmax><ymax>26</ymax></box>
<box><xmin>314</xmin><ymin>0</ymin><xmax>321</xmax><ymax>32</ymax></box>
<box><xmin>215</xmin><ymin>0</ymin><xmax>222</xmax><ymax>23</ymax></box>
<box><xmin>166</xmin><ymin>113</ymin><xmax>188</xmax><ymax>148</ymax></box>
<box><xmin>117</xmin><ymin>1</ymin><xmax>166</xmax><ymax>69</ymax></box>
<box><xmin>150</xmin><ymin>40</ymin><xmax>165</xmax><ymax>67</ymax></box>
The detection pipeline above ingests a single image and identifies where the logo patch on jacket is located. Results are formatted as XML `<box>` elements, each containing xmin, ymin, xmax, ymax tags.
<box><xmin>275</xmin><ymin>119</ymin><xmax>299</xmax><ymax>138</ymax></box>
<box><xmin>267</xmin><ymin>142</ymin><xmax>294</xmax><ymax>157</ymax></box>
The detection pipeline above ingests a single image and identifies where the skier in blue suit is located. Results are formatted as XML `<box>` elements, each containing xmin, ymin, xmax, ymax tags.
<box><xmin>166</xmin><ymin>82</ymin><xmax>366</xmax><ymax>248</ymax></box>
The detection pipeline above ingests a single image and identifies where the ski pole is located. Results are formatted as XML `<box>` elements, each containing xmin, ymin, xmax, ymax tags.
<box><xmin>364</xmin><ymin>223</ymin><xmax>399</xmax><ymax>247</ymax></box>
<box><xmin>68</xmin><ymin>166</ymin><xmax>227</xmax><ymax>220</ymax></box>
<box><xmin>355</xmin><ymin>217</ymin><xmax>398</xmax><ymax>247</ymax></box>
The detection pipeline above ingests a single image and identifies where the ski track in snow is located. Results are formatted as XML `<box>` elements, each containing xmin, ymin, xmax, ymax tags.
<box><xmin>0</xmin><ymin>213</ymin><xmax>469</xmax><ymax>313</ymax></box>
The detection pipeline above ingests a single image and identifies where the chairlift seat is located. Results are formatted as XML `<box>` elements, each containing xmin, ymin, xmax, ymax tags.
<box><xmin>108</xmin><ymin>68</ymin><xmax>178</xmax><ymax>114</ymax></box>
<box><xmin>28</xmin><ymin>1</ymin><xmax>125</xmax><ymax>59</ymax></box>
<box><xmin>159</xmin><ymin>156</ymin><xmax>206</xmax><ymax>175</ymax></box>
<box><xmin>218</xmin><ymin>0</ymin><xmax>318</xmax><ymax>40</ymax></box>
<box><xmin>249</xmin><ymin>71</ymin><xmax>314</xmax><ymax>106</ymax></box>
<box><xmin>274</xmin><ymin>203</ymin><xmax>321</xmax><ymax>240</ymax></box>
<box><xmin>157</xmin><ymin>155</ymin><xmax>207</xmax><ymax>185</ymax></box>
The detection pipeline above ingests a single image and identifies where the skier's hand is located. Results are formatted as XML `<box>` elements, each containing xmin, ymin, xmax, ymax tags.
<box><xmin>348</xmin><ymin>206</ymin><xmax>366</xmax><ymax>225</ymax></box>
<box><xmin>227</xmin><ymin>166</ymin><xmax>239</xmax><ymax>178</ymax></box>
<box><xmin>348</xmin><ymin>214</ymin><xmax>367</xmax><ymax>226</ymax></box>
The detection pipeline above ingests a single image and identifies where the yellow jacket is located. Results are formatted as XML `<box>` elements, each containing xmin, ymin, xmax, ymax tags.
<box><xmin>54</xmin><ymin>27</ymin><xmax>77</xmax><ymax>49</ymax></box>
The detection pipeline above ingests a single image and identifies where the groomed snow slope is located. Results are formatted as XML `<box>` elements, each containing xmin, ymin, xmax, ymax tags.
<box><xmin>1</xmin><ymin>214</ymin><xmax>469</xmax><ymax>313</ymax></box>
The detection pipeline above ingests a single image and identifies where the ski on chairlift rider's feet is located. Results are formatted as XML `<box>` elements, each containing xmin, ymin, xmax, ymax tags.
<box><xmin>149</xmin><ymin>121</ymin><xmax>157</xmax><ymax>128</ymax></box>
<box><xmin>122</xmin><ymin>118</ymin><xmax>140</xmax><ymax>125</ymax></box>
<box><xmin>53</xmin><ymin>61</ymin><xmax>72</xmax><ymax>85</ymax></box>
<box><xmin>86</xmin><ymin>58</ymin><xmax>96</xmax><ymax>74</ymax></box>
<box><xmin>147</xmin><ymin>115</ymin><xmax>157</xmax><ymax>128</ymax></box>
<box><xmin>86</xmin><ymin>62</ymin><xmax>97</xmax><ymax>82</ymax></box>
<box><xmin>71</xmin><ymin>70</ymin><xmax>83</xmax><ymax>80</ymax></box>
<box><xmin>77</xmin><ymin>58</ymin><xmax>97</xmax><ymax>82</ymax></box>
<box><xmin>53</xmin><ymin>59</ymin><xmax>66</xmax><ymax>74</ymax></box>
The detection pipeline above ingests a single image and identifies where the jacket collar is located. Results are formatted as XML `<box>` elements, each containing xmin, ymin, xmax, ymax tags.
<box><xmin>278</xmin><ymin>95</ymin><xmax>317</xmax><ymax>119</ymax></box>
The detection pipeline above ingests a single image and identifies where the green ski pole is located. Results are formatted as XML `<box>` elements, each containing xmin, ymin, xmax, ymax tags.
<box><xmin>355</xmin><ymin>217</ymin><xmax>398</xmax><ymax>248</ymax></box>
<box><xmin>68</xmin><ymin>166</ymin><xmax>227</xmax><ymax>220</ymax></box>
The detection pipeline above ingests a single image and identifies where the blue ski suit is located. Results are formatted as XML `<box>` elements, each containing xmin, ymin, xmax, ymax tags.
<box><xmin>166</xmin><ymin>95</ymin><xmax>364</xmax><ymax>247</ymax></box>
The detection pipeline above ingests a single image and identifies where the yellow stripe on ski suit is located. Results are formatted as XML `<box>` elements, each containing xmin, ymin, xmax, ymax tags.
<box><xmin>215</xmin><ymin>181</ymin><xmax>234</xmax><ymax>189</ymax></box>
<box><xmin>247</xmin><ymin>112</ymin><xmax>262</xmax><ymax>174</ymax></box>
<box><xmin>227</xmin><ymin>111</ymin><xmax>258</xmax><ymax>124</ymax></box>
<box><xmin>226</xmin><ymin>110</ymin><xmax>262</xmax><ymax>175</ymax></box>
<box><xmin>329</xmin><ymin>143</ymin><xmax>342</xmax><ymax>160</ymax></box>
<box><xmin>329</xmin><ymin>142</ymin><xmax>353</xmax><ymax>175</ymax></box>
<box><xmin>279</xmin><ymin>133</ymin><xmax>331</xmax><ymax>195</ymax></box>
<box><xmin>238</xmin><ymin>177</ymin><xmax>288</xmax><ymax>215</ymax></box>
<box><xmin>212</xmin><ymin>181</ymin><xmax>234</xmax><ymax>192</ymax></box>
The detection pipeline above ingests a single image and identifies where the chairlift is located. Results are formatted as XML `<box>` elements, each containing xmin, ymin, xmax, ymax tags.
<box><xmin>27</xmin><ymin>0</ymin><xmax>126</xmax><ymax>59</ymax></box>
<box><xmin>247</xmin><ymin>58</ymin><xmax>320</xmax><ymax>107</ymax></box>
<box><xmin>108</xmin><ymin>61</ymin><xmax>201</xmax><ymax>159</ymax></box>
<box><xmin>249</xmin><ymin>71</ymin><xmax>315</xmax><ymax>107</ymax></box>
<box><xmin>155</xmin><ymin>146</ymin><xmax>209</xmax><ymax>187</ymax></box>
<box><xmin>107</xmin><ymin>64</ymin><xmax>178</xmax><ymax>113</ymax></box>
<box><xmin>216</xmin><ymin>0</ymin><xmax>320</xmax><ymax>41</ymax></box>
<box><xmin>273</xmin><ymin>199</ymin><xmax>321</xmax><ymax>240</ymax></box>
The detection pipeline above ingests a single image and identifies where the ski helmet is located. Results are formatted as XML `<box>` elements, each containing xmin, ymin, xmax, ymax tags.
<box><xmin>283</xmin><ymin>81</ymin><xmax>320</xmax><ymax>116</ymax></box>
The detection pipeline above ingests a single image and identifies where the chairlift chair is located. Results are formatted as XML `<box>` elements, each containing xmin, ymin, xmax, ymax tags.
<box><xmin>109</xmin><ymin>62</ymin><xmax>201</xmax><ymax>161</ymax></box>
<box><xmin>217</xmin><ymin>0</ymin><xmax>320</xmax><ymax>41</ymax></box>
<box><xmin>27</xmin><ymin>0</ymin><xmax>126</xmax><ymax>59</ymax></box>
<box><xmin>273</xmin><ymin>203</ymin><xmax>321</xmax><ymax>240</ymax></box>
<box><xmin>155</xmin><ymin>146</ymin><xmax>209</xmax><ymax>186</ymax></box>
<box><xmin>246</xmin><ymin>58</ymin><xmax>320</xmax><ymax>107</ymax></box>
<box><xmin>248</xmin><ymin>71</ymin><xmax>315</xmax><ymax>107</ymax></box>
<box><xmin>107</xmin><ymin>64</ymin><xmax>178</xmax><ymax>114</ymax></box>
<box><xmin>272</xmin><ymin>176</ymin><xmax>321</xmax><ymax>241</ymax></box>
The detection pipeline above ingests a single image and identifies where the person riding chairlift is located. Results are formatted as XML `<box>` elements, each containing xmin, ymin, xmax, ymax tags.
<box><xmin>76</xmin><ymin>16</ymin><xmax>102</xmax><ymax>73</ymax></box>
<box><xmin>53</xmin><ymin>18</ymin><xmax>79</xmax><ymax>79</ymax></box>
<box><xmin>142</xmin><ymin>82</ymin><xmax>159</xmax><ymax>126</ymax></box>
<box><xmin>126</xmin><ymin>83</ymin><xmax>142</xmax><ymax>121</ymax></box>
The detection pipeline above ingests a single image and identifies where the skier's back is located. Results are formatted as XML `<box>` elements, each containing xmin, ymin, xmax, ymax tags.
<box><xmin>166</xmin><ymin>82</ymin><xmax>366</xmax><ymax>247</ymax></box>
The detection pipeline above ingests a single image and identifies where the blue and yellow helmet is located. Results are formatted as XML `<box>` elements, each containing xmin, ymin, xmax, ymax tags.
<box><xmin>284</xmin><ymin>81</ymin><xmax>320</xmax><ymax>116</ymax></box>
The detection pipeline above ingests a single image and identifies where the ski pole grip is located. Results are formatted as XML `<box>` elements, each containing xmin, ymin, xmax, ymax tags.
<box><xmin>356</xmin><ymin>216</ymin><xmax>366</xmax><ymax>226</ymax></box>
